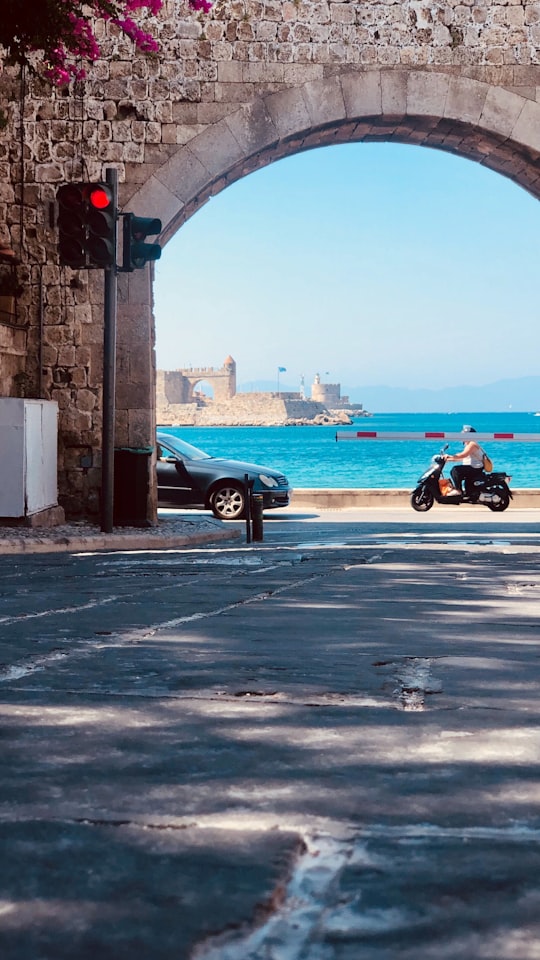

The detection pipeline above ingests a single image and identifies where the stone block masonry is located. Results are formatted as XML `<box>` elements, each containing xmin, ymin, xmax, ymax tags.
<box><xmin>156</xmin><ymin>364</ymin><xmax>354</xmax><ymax>425</ymax></box>
<box><xmin>157</xmin><ymin>392</ymin><xmax>345</xmax><ymax>426</ymax></box>
<box><xmin>1</xmin><ymin>2</ymin><xmax>540</xmax><ymax>519</ymax></box>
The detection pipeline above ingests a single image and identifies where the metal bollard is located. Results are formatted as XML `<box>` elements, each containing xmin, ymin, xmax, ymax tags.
<box><xmin>251</xmin><ymin>493</ymin><xmax>264</xmax><ymax>542</ymax></box>
<box><xmin>245</xmin><ymin>475</ymin><xmax>252</xmax><ymax>543</ymax></box>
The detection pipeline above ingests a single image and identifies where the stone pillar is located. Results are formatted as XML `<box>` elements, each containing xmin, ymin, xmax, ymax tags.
<box><xmin>115</xmin><ymin>267</ymin><xmax>157</xmax><ymax>524</ymax></box>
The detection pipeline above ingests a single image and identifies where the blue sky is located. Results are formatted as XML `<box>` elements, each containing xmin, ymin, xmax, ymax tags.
<box><xmin>153</xmin><ymin>142</ymin><xmax>540</xmax><ymax>395</ymax></box>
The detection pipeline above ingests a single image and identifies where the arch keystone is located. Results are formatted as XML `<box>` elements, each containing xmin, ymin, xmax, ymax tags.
<box><xmin>381</xmin><ymin>71</ymin><xmax>408</xmax><ymax>118</ymax></box>
<box><xmin>341</xmin><ymin>71</ymin><xmax>382</xmax><ymax>119</ymax></box>
<box><xmin>407</xmin><ymin>72</ymin><xmax>450</xmax><ymax>117</ymax></box>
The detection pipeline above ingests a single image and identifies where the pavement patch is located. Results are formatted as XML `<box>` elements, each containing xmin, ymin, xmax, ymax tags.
<box><xmin>0</xmin><ymin>650</ymin><xmax>69</xmax><ymax>682</ymax></box>
<box><xmin>0</xmin><ymin>820</ymin><xmax>301</xmax><ymax>960</ymax></box>
<box><xmin>193</xmin><ymin>827</ymin><xmax>540</xmax><ymax>960</ymax></box>
<box><xmin>373</xmin><ymin>658</ymin><xmax>444</xmax><ymax>711</ymax></box>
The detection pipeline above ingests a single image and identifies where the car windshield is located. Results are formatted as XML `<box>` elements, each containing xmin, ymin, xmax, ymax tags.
<box><xmin>158</xmin><ymin>434</ymin><xmax>212</xmax><ymax>461</ymax></box>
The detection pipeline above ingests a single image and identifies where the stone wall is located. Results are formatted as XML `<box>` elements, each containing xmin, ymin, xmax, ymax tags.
<box><xmin>1</xmin><ymin>1</ymin><xmax>540</xmax><ymax>518</ymax></box>
<box><xmin>0</xmin><ymin>324</ymin><xmax>26</xmax><ymax>397</ymax></box>
<box><xmin>157</xmin><ymin>391</ymin><xmax>333</xmax><ymax>425</ymax></box>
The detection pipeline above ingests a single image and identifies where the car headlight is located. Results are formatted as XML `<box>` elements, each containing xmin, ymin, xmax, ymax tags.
<box><xmin>258</xmin><ymin>474</ymin><xmax>279</xmax><ymax>488</ymax></box>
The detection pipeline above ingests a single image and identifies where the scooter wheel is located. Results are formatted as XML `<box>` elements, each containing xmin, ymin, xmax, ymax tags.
<box><xmin>411</xmin><ymin>488</ymin><xmax>434</xmax><ymax>512</ymax></box>
<box><xmin>487</xmin><ymin>485</ymin><xmax>510</xmax><ymax>512</ymax></box>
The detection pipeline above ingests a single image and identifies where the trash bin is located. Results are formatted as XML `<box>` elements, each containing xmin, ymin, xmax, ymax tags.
<box><xmin>113</xmin><ymin>447</ymin><xmax>153</xmax><ymax>526</ymax></box>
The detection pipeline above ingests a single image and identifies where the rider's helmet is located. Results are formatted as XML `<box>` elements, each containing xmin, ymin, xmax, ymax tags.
<box><xmin>461</xmin><ymin>425</ymin><xmax>476</xmax><ymax>433</ymax></box>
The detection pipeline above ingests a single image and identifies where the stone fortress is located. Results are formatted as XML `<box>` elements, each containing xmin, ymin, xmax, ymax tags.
<box><xmin>157</xmin><ymin>357</ymin><xmax>367</xmax><ymax>426</ymax></box>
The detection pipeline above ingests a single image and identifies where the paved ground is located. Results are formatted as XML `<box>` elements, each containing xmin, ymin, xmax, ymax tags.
<box><xmin>2</xmin><ymin>501</ymin><xmax>539</xmax><ymax>555</ymax></box>
<box><xmin>1</xmin><ymin>508</ymin><xmax>540</xmax><ymax>958</ymax></box>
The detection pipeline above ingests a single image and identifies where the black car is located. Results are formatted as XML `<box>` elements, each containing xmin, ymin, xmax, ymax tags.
<box><xmin>156</xmin><ymin>432</ymin><xmax>291</xmax><ymax>520</ymax></box>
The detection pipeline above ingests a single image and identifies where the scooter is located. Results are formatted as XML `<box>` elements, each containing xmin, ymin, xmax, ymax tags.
<box><xmin>410</xmin><ymin>444</ymin><xmax>513</xmax><ymax>512</ymax></box>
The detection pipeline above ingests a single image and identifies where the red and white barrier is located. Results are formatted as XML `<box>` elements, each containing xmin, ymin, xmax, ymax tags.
<box><xmin>335</xmin><ymin>431</ymin><xmax>540</xmax><ymax>442</ymax></box>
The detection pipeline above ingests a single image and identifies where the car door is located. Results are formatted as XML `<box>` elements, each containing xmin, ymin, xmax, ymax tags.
<box><xmin>156</xmin><ymin>442</ymin><xmax>196</xmax><ymax>505</ymax></box>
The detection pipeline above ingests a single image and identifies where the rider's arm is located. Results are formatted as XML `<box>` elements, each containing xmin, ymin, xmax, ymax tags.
<box><xmin>446</xmin><ymin>441</ymin><xmax>477</xmax><ymax>462</ymax></box>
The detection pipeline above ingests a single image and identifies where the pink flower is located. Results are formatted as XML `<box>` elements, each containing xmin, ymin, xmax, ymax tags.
<box><xmin>32</xmin><ymin>0</ymin><xmax>214</xmax><ymax>86</ymax></box>
<box><xmin>114</xmin><ymin>16</ymin><xmax>160</xmax><ymax>53</ymax></box>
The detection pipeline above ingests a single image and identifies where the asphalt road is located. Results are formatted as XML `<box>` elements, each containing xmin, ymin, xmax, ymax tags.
<box><xmin>2</xmin><ymin>508</ymin><xmax>540</xmax><ymax>958</ymax></box>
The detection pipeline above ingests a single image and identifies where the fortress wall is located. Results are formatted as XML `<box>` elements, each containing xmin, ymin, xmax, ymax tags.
<box><xmin>156</xmin><ymin>369</ymin><xmax>191</xmax><ymax>405</ymax></box>
<box><xmin>158</xmin><ymin>402</ymin><xmax>200</xmax><ymax>426</ymax></box>
<box><xmin>283</xmin><ymin>400</ymin><xmax>328</xmax><ymax>420</ymax></box>
<box><xmin>156</xmin><ymin>394</ymin><xmax>332</xmax><ymax>426</ymax></box>
<box><xmin>196</xmin><ymin>398</ymin><xmax>290</xmax><ymax>425</ymax></box>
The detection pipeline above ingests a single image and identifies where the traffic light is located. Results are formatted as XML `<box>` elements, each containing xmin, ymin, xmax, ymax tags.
<box><xmin>121</xmin><ymin>213</ymin><xmax>162</xmax><ymax>272</ymax></box>
<box><xmin>57</xmin><ymin>182</ymin><xmax>116</xmax><ymax>269</ymax></box>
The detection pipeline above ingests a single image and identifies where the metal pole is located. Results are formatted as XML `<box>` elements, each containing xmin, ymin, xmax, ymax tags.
<box><xmin>101</xmin><ymin>168</ymin><xmax>118</xmax><ymax>533</ymax></box>
<box><xmin>38</xmin><ymin>269</ymin><xmax>44</xmax><ymax>398</ymax></box>
<box><xmin>245</xmin><ymin>474</ymin><xmax>252</xmax><ymax>543</ymax></box>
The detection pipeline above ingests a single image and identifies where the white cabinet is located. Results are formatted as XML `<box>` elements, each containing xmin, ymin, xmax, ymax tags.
<box><xmin>0</xmin><ymin>399</ymin><xmax>58</xmax><ymax>517</ymax></box>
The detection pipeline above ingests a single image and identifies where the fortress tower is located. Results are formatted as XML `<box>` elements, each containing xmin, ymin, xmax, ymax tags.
<box><xmin>311</xmin><ymin>373</ymin><xmax>342</xmax><ymax>406</ymax></box>
<box><xmin>157</xmin><ymin>356</ymin><xmax>237</xmax><ymax>408</ymax></box>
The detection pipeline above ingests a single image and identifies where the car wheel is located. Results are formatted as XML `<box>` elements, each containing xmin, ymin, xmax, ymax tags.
<box><xmin>210</xmin><ymin>482</ymin><xmax>246</xmax><ymax>520</ymax></box>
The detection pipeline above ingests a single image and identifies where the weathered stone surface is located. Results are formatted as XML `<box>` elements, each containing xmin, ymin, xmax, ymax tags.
<box><xmin>157</xmin><ymin>393</ymin><xmax>352</xmax><ymax>427</ymax></box>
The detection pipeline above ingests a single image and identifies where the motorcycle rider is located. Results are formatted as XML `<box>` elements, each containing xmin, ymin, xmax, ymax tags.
<box><xmin>445</xmin><ymin>425</ymin><xmax>485</xmax><ymax>498</ymax></box>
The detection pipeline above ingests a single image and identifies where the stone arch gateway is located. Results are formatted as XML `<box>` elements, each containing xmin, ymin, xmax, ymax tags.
<box><xmin>1</xmin><ymin>2</ymin><xmax>540</xmax><ymax>523</ymax></box>
<box><xmin>130</xmin><ymin>70</ymin><xmax>540</xmax><ymax>242</ymax></box>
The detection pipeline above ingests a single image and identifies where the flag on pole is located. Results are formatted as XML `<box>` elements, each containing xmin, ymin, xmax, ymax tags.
<box><xmin>278</xmin><ymin>366</ymin><xmax>286</xmax><ymax>372</ymax></box>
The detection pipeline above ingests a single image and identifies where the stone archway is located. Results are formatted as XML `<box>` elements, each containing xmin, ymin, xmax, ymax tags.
<box><xmin>115</xmin><ymin>68</ymin><xmax>540</xmax><ymax>522</ymax></box>
<box><xmin>3</xmin><ymin>2</ymin><xmax>540</xmax><ymax>524</ymax></box>
<box><xmin>125</xmin><ymin>70</ymin><xmax>540</xmax><ymax>240</ymax></box>
<box><xmin>156</xmin><ymin>356</ymin><xmax>236</xmax><ymax>422</ymax></box>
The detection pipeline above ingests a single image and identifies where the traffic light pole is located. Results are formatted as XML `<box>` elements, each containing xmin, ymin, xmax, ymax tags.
<box><xmin>101</xmin><ymin>167</ymin><xmax>118</xmax><ymax>533</ymax></box>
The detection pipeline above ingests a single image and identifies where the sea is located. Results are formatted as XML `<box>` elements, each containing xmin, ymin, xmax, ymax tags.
<box><xmin>158</xmin><ymin>411</ymin><xmax>540</xmax><ymax>489</ymax></box>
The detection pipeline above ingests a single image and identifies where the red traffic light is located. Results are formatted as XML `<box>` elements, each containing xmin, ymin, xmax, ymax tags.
<box><xmin>89</xmin><ymin>186</ymin><xmax>112</xmax><ymax>210</ymax></box>
<box><xmin>57</xmin><ymin>181</ymin><xmax>116</xmax><ymax>269</ymax></box>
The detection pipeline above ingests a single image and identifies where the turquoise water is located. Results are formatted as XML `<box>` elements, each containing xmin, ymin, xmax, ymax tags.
<box><xmin>158</xmin><ymin>412</ymin><xmax>540</xmax><ymax>488</ymax></box>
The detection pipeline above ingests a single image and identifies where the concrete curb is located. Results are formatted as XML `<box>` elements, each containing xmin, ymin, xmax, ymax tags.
<box><xmin>2</xmin><ymin>485</ymin><xmax>537</xmax><ymax>554</ymax></box>
<box><xmin>0</xmin><ymin>519</ymin><xmax>241</xmax><ymax>555</ymax></box>
<box><xmin>290</xmin><ymin>487</ymin><xmax>539</xmax><ymax>508</ymax></box>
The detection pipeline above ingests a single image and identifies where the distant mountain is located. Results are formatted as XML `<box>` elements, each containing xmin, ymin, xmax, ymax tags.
<box><xmin>343</xmin><ymin>377</ymin><xmax>540</xmax><ymax>413</ymax></box>
<box><xmin>238</xmin><ymin>377</ymin><xmax>540</xmax><ymax>413</ymax></box>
